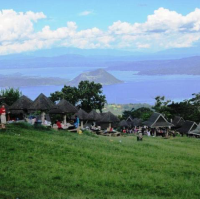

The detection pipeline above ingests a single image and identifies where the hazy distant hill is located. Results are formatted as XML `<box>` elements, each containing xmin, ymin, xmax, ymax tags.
<box><xmin>0</xmin><ymin>74</ymin><xmax>68</xmax><ymax>87</ymax></box>
<box><xmin>107</xmin><ymin>56</ymin><xmax>200</xmax><ymax>75</ymax></box>
<box><xmin>69</xmin><ymin>69</ymin><xmax>123</xmax><ymax>86</ymax></box>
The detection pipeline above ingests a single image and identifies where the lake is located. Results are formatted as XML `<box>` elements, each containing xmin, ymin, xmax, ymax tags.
<box><xmin>1</xmin><ymin>67</ymin><xmax>200</xmax><ymax>104</ymax></box>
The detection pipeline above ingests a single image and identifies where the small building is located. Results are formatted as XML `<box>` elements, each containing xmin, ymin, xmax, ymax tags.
<box><xmin>188</xmin><ymin>124</ymin><xmax>200</xmax><ymax>137</ymax></box>
<box><xmin>176</xmin><ymin>121</ymin><xmax>197</xmax><ymax>135</ymax></box>
<box><xmin>98</xmin><ymin>111</ymin><xmax>120</xmax><ymax>130</ymax></box>
<box><xmin>143</xmin><ymin>112</ymin><xmax>173</xmax><ymax>128</ymax></box>
<box><xmin>119</xmin><ymin>120</ymin><xmax>129</xmax><ymax>129</ymax></box>
<box><xmin>9</xmin><ymin>95</ymin><xmax>33</xmax><ymax>119</ymax></box>
<box><xmin>172</xmin><ymin>116</ymin><xmax>185</xmax><ymax>129</ymax></box>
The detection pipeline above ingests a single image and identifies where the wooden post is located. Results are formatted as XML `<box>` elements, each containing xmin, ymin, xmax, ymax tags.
<box><xmin>41</xmin><ymin>112</ymin><xmax>45</xmax><ymax>124</ymax></box>
<box><xmin>109</xmin><ymin>123</ymin><xmax>111</xmax><ymax>129</ymax></box>
<box><xmin>63</xmin><ymin>115</ymin><xmax>67</xmax><ymax>126</ymax></box>
<box><xmin>81</xmin><ymin>121</ymin><xmax>84</xmax><ymax>129</ymax></box>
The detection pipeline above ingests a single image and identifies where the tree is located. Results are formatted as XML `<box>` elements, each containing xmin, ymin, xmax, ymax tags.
<box><xmin>50</xmin><ymin>81</ymin><xmax>106</xmax><ymax>112</ymax></box>
<box><xmin>78</xmin><ymin>81</ymin><xmax>106</xmax><ymax>112</ymax></box>
<box><xmin>50</xmin><ymin>86</ymin><xmax>79</xmax><ymax>105</ymax></box>
<box><xmin>0</xmin><ymin>88</ymin><xmax>22</xmax><ymax>106</ymax></box>
<box><xmin>152</xmin><ymin>96</ymin><xmax>172</xmax><ymax>119</ymax></box>
<box><xmin>122</xmin><ymin>107</ymin><xmax>153</xmax><ymax>121</ymax></box>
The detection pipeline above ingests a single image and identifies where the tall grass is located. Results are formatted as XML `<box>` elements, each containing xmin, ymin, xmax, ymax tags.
<box><xmin>0</xmin><ymin>123</ymin><xmax>200</xmax><ymax>199</ymax></box>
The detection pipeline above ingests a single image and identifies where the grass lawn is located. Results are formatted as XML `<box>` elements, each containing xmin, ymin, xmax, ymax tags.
<box><xmin>0</xmin><ymin>123</ymin><xmax>200</xmax><ymax>199</ymax></box>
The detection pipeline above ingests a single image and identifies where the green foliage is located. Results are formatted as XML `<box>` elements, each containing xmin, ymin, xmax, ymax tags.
<box><xmin>122</xmin><ymin>107</ymin><xmax>153</xmax><ymax>121</ymax></box>
<box><xmin>152</xmin><ymin>96</ymin><xmax>172</xmax><ymax>119</ymax></box>
<box><xmin>152</xmin><ymin>94</ymin><xmax>200</xmax><ymax>122</ymax></box>
<box><xmin>0</xmin><ymin>87</ymin><xmax>22</xmax><ymax>106</ymax></box>
<box><xmin>78</xmin><ymin>81</ymin><xmax>106</xmax><ymax>112</ymax></box>
<box><xmin>50</xmin><ymin>86</ymin><xmax>79</xmax><ymax>105</ymax></box>
<box><xmin>50</xmin><ymin>81</ymin><xmax>106</xmax><ymax>112</ymax></box>
<box><xmin>1</xmin><ymin>124</ymin><xmax>200</xmax><ymax>198</ymax></box>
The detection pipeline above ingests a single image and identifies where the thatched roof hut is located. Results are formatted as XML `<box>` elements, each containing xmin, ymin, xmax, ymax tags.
<box><xmin>88</xmin><ymin>110</ymin><xmax>101</xmax><ymax>121</ymax></box>
<box><xmin>172</xmin><ymin>116</ymin><xmax>185</xmax><ymax>128</ymax></box>
<box><xmin>119</xmin><ymin>120</ymin><xmax>129</xmax><ymax>128</ymax></box>
<box><xmin>74</xmin><ymin>109</ymin><xmax>88</xmax><ymax>121</ymax></box>
<box><xmin>176</xmin><ymin>121</ymin><xmax>197</xmax><ymax>135</ymax></box>
<box><xmin>143</xmin><ymin>112</ymin><xmax>173</xmax><ymax>128</ymax></box>
<box><xmin>99</xmin><ymin>111</ymin><xmax>120</xmax><ymax>123</ymax></box>
<box><xmin>57</xmin><ymin>99</ymin><xmax>77</xmax><ymax>114</ymax></box>
<box><xmin>9</xmin><ymin>95</ymin><xmax>33</xmax><ymax>111</ymax></box>
<box><xmin>126</xmin><ymin>116</ymin><xmax>133</xmax><ymax>123</ymax></box>
<box><xmin>132</xmin><ymin>118</ymin><xmax>143</xmax><ymax>126</ymax></box>
<box><xmin>29</xmin><ymin>93</ymin><xmax>56</xmax><ymax>111</ymax></box>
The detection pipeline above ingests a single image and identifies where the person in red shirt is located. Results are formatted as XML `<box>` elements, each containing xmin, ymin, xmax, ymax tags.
<box><xmin>56</xmin><ymin>120</ymin><xmax>63</xmax><ymax>130</ymax></box>
<box><xmin>0</xmin><ymin>105</ymin><xmax>6</xmax><ymax>129</ymax></box>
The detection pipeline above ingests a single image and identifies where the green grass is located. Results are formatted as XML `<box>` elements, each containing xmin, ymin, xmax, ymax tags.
<box><xmin>0</xmin><ymin>123</ymin><xmax>200</xmax><ymax>199</ymax></box>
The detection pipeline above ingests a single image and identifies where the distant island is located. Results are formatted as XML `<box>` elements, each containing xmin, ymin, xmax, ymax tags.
<box><xmin>68</xmin><ymin>69</ymin><xmax>123</xmax><ymax>86</ymax></box>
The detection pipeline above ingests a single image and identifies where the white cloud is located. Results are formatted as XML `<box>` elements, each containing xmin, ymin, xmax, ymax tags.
<box><xmin>137</xmin><ymin>43</ymin><xmax>150</xmax><ymax>49</ymax></box>
<box><xmin>79</xmin><ymin>11</ymin><xmax>93</xmax><ymax>16</ymax></box>
<box><xmin>1</xmin><ymin>8</ymin><xmax>200</xmax><ymax>55</ymax></box>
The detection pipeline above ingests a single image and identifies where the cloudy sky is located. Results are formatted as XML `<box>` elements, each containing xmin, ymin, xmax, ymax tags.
<box><xmin>1</xmin><ymin>0</ymin><xmax>200</xmax><ymax>55</ymax></box>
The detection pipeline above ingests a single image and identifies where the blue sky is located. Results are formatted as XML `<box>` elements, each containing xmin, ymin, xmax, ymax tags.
<box><xmin>0</xmin><ymin>0</ymin><xmax>200</xmax><ymax>54</ymax></box>
<box><xmin>2</xmin><ymin>0</ymin><xmax>200</xmax><ymax>30</ymax></box>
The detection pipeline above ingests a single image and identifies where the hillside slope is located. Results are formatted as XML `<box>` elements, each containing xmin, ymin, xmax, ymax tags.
<box><xmin>0</xmin><ymin>123</ymin><xmax>200</xmax><ymax>199</ymax></box>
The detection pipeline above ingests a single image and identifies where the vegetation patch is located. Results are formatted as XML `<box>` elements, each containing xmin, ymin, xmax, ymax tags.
<box><xmin>0</xmin><ymin>123</ymin><xmax>200</xmax><ymax>199</ymax></box>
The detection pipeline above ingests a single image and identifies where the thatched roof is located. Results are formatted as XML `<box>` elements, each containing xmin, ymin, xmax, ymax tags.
<box><xmin>143</xmin><ymin>112</ymin><xmax>173</xmax><ymax>128</ymax></box>
<box><xmin>74</xmin><ymin>109</ymin><xmax>88</xmax><ymax>120</ymax></box>
<box><xmin>29</xmin><ymin>93</ymin><xmax>56</xmax><ymax>111</ymax></box>
<box><xmin>49</xmin><ymin>108</ymin><xmax>65</xmax><ymax>115</ymax></box>
<box><xmin>9</xmin><ymin>95</ymin><xmax>33</xmax><ymax>110</ymax></box>
<box><xmin>132</xmin><ymin>118</ymin><xmax>143</xmax><ymax>126</ymax></box>
<box><xmin>177</xmin><ymin>121</ymin><xmax>197</xmax><ymax>134</ymax></box>
<box><xmin>99</xmin><ymin>111</ymin><xmax>120</xmax><ymax>123</ymax></box>
<box><xmin>126</xmin><ymin>116</ymin><xmax>133</xmax><ymax>123</ymax></box>
<box><xmin>119</xmin><ymin>120</ymin><xmax>129</xmax><ymax>127</ymax></box>
<box><xmin>88</xmin><ymin>110</ymin><xmax>101</xmax><ymax>121</ymax></box>
<box><xmin>10</xmin><ymin>110</ymin><xmax>24</xmax><ymax>115</ymax></box>
<box><xmin>172</xmin><ymin>116</ymin><xmax>185</xmax><ymax>128</ymax></box>
<box><xmin>57</xmin><ymin>99</ymin><xmax>78</xmax><ymax>114</ymax></box>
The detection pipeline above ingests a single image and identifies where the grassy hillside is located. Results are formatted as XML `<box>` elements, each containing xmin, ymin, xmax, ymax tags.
<box><xmin>0</xmin><ymin>123</ymin><xmax>200</xmax><ymax>199</ymax></box>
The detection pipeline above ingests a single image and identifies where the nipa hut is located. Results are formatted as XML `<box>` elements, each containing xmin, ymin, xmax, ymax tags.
<box><xmin>188</xmin><ymin>124</ymin><xmax>200</xmax><ymax>137</ymax></box>
<box><xmin>9</xmin><ymin>95</ymin><xmax>33</xmax><ymax>119</ymax></box>
<box><xmin>29</xmin><ymin>93</ymin><xmax>56</xmax><ymax>124</ymax></box>
<box><xmin>143</xmin><ymin>112</ymin><xmax>173</xmax><ymax>128</ymax></box>
<box><xmin>176</xmin><ymin>120</ymin><xmax>197</xmax><ymax>135</ymax></box>
<box><xmin>126</xmin><ymin>116</ymin><xmax>133</xmax><ymax>126</ymax></box>
<box><xmin>172</xmin><ymin>116</ymin><xmax>185</xmax><ymax>129</ymax></box>
<box><xmin>99</xmin><ymin>111</ymin><xmax>120</xmax><ymax>129</ymax></box>
<box><xmin>49</xmin><ymin>99</ymin><xmax>78</xmax><ymax>125</ymax></box>
<box><xmin>119</xmin><ymin>120</ymin><xmax>129</xmax><ymax>128</ymax></box>
<box><xmin>88</xmin><ymin>110</ymin><xmax>101</xmax><ymax>122</ymax></box>
<box><xmin>132</xmin><ymin>118</ymin><xmax>143</xmax><ymax>127</ymax></box>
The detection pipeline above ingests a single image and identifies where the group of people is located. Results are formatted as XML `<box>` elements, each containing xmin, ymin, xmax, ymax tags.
<box><xmin>55</xmin><ymin>116</ymin><xmax>80</xmax><ymax>130</ymax></box>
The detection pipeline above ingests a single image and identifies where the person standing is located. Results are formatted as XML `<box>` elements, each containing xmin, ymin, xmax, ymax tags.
<box><xmin>0</xmin><ymin>105</ymin><xmax>6</xmax><ymax>129</ymax></box>
<box><xmin>74</xmin><ymin>116</ymin><xmax>80</xmax><ymax>128</ymax></box>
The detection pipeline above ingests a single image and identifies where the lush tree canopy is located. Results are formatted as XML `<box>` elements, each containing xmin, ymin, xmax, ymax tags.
<box><xmin>50</xmin><ymin>81</ymin><xmax>106</xmax><ymax>112</ymax></box>
<box><xmin>0</xmin><ymin>88</ymin><xmax>22</xmax><ymax>106</ymax></box>
<box><xmin>122</xmin><ymin>107</ymin><xmax>153</xmax><ymax>121</ymax></box>
<box><xmin>152</xmin><ymin>94</ymin><xmax>200</xmax><ymax>123</ymax></box>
